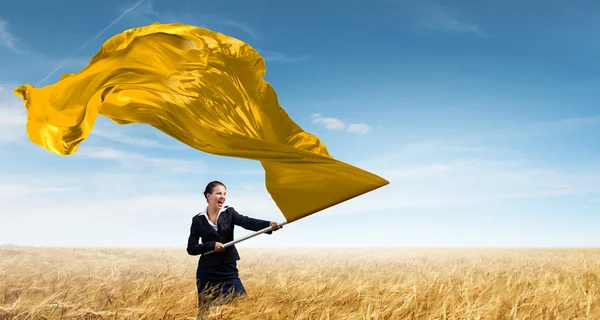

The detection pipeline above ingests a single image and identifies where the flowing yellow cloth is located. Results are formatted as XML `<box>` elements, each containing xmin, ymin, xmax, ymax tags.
<box><xmin>14</xmin><ymin>22</ymin><xmax>388</xmax><ymax>222</ymax></box>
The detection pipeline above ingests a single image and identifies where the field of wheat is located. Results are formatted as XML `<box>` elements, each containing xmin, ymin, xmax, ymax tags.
<box><xmin>0</xmin><ymin>247</ymin><xmax>599</xmax><ymax>319</ymax></box>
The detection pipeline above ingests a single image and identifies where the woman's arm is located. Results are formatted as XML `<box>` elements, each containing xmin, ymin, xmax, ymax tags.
<box><xmin>186</xmin><ymin>217</ymin><xmax>216</xmax><ymax>255</ymax></box>
<box><xmin>230</xmin><ymin>207</ymin><xmax>273</xmax><ymax>233</ymax></box>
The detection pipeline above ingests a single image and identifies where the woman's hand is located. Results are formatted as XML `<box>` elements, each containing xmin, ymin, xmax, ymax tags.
<box><xmin>270</xmin><ymin>221</ymin><xmax>282</xmax><ymax>231</ymax></box>
<box><xmin>214</xmin><ymin>242</ymin><xmax>225</xmax><ymax>252</ymax></box>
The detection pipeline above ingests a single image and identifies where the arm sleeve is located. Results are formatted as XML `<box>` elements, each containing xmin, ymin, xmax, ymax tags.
<box><xmin>231</xmin><ymin>207</ymin><xmax>273</xmax><ymax>234</ymax></box>
<box><xmin>186</xmin><ymin>217</ymin><xmax>216</xmax><ymax>255</ymax></box>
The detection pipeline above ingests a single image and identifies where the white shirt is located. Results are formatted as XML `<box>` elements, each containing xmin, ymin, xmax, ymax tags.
<box><xmin>199</xmin><ymin>206</ymin><xmax>228</xmax><ymax>231</ymax></box>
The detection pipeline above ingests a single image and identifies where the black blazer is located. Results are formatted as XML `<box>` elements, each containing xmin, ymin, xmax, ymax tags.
<box><xmin>187</xmin><ymin>206</ymin><xmax>272</xmax><ymax>266</ymax></box>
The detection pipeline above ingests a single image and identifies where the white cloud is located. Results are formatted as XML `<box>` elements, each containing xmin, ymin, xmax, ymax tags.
<box><xmin>310</xmin><ymin>113</ymin><xmax>372</xmax><ymax>134</ymax></box>
<box><xmin>505</xmin><ymin>115</ymin><xmax>600</xmax><ymax>138</ymax></box>
<box><xmin>71</xmin><ymin>146</ymin><xmax>263</xmax><ymax>176</ymax></box>
<box><xmin>5</xmin><ymin>132</ymin><xmax>589</xmax><ymax>244</ymax></box>
<box><xmin>347</xmin><ymin>123</ymin><xmax>372</xmax><ymax>134</ymax></box>
<box><xmin>1</xmin><ymin>137</ymin><xmax>599</xmax><ymax>247</ymax></box>
<box><xmin>243</xmin><ymin>184</ymin><xmax>262</xmax><ymax>191</ymax></box>
<box><xmin>0</xmin><ymin>184</ymin><xmax>74</xmax><ymax>200</ymax></box>
<box><xmin>453</xmin><ymin>115</ymin><xmax>600</xmax><ymax>145</ymax></box>
<box><xmin>0</xmin><ymin>85</ymin><xmax>27</xmax><ymax>143</ymax></box>
<box><xmin>0</xmin><ymin>18</ymin><xmax>21</xmax><ymax>53</ymax></box>
<box><xmin>7</xmin><ymin>144</ymin><xmax>596</xmax><ymax>238</ymax></box>
<box><xmin>418</xmin><ymin>4</ymin><xmax>488</xmax><ymax>37</ymax></box>
<box><xmin>0</xmin><ymin>177</ymin><xmax>283</xmax><ymax>247</ymax></box>
<box><xmin>559</xmin><ymin>116</ymin><xmax>600</xmax><ymax>126</ymax></box>
<box><xmin>259</xmin><ymin>49</ymin><xmax>308</xmax><ymax>63</ymax></box>
<box><xmin>91</xmin><ymin>128</ymin><xmax>185</xmax><ymax>150</ymax></box>
<box><xmin>312</xmin><ymin>157</ymin><xmax>600</xmax><ymax>218</ymax></box>
<box><xmin>302</xmin><ymin>138</ymin><xmax>600</xmax><ymax>217</ymax></box>
<box><xmin>77</xmin><ymin>146</ymin><xmax>206</xmax><ymax>173</ymax></box>
<box><xmin>310</xmin><ymin>113</ymin><xmax>345</xmax><ymax>130</ymax></box>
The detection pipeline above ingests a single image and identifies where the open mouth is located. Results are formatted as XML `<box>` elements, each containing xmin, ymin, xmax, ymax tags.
<box><xmin>217</xmin><ymin>199</ymin><xmax>224</xmax><ymax>206</ymax></box>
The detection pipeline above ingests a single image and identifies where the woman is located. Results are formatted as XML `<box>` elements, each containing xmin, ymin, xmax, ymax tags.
<box><xmin>187</xmin><ymin>180</ymin><xmax>282</xmax><ymax>307</ymax></box>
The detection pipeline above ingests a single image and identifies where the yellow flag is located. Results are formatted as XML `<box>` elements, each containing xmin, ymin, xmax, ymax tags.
<box><xmin>14</xmin><ymin>22</ymin><xmax>388</xmax><ymax>223</ymax></box>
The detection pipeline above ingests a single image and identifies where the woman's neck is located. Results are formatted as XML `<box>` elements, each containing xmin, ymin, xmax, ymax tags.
<box><xmin>207</xmin><ymin>205</ymin><xmax>220</xmax><ymax>217</ymax></box>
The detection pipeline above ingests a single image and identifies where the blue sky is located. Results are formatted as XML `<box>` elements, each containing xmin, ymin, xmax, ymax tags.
<box><xmin>0</xmin><ymin>0</ymin><xmax>598</xmax><ymax>248</ymax></box>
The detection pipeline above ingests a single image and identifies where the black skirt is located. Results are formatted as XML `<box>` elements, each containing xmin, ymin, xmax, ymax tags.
<box><xmin>196</xmin><ymin>261</ymin><xmax>247</xmax><ymax>305</ymax></box>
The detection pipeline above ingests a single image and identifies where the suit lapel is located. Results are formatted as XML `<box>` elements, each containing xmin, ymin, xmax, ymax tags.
<box><xmin>216</xmin><ymin>207</ymin><xmax>229</xmax><ymax>232</ymax></box>
<box><xmin>199</xmin><ymin>206</ymin><xmax>229</xmax><ymax>235</ymax></box>
<box><xmin>200</xmin><ymin>216</ymin><xmax>219</xmax><ymax>235</ymax></box>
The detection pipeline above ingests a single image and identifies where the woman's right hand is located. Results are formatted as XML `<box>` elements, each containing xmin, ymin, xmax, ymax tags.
<box><xmin>214</xmin><ymin>242</ymin><xmax>225</xmax><ymax>252</ymax></box>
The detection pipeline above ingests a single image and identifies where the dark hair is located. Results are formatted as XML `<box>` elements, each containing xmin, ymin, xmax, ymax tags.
<box><xmin>204</xmin><ymin>180</ymin><xmax>226</xmax><ymax>202</ymax></box>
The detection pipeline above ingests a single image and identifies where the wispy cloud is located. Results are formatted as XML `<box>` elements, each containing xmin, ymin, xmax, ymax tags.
<box><xmin>310</xmin><ymin>113</ymin><xmax>345</xmax><ymax>130</ymax></box>
<box><xmin>559</xmin><ymin>115</ymin><xmax>600</xmax><ymax>126</ymax></box>
<box><xmin>214</xmin><ymin>18</ymin><xmax>259</xmax><ymax>39</ymax></box>
<box><xmin>310</xmin><ymin>113</ymin><xmax>373</xmax><ymax>134</ymax></box>
<box><xmin>260</xmin><ymin>50</ymin><xmax>309</xmax><ymax>63</ymax></box>
<box><xmin>418</xmin><ymin>4</ymin><xmax>488</xmax><ymax>37</ymax></box>
<box><xmin>551</xmin><ymin>184</ymin><xmax>572</xmax><ymax>189</ymax></box>
<box><xmin>325</xmin><ymin>137</ymin><xmax>600</xmax><ymax>216</ymax></box>
<box><xmin>392</xmin><ymin>115</ymin><xmax>600</xmax><ymax>148</ymax></box>
<box><xmin>78</xmin><ymin>146</ymin><xmax>205</xmax><ymax>173</ymax></box>
<box><xmin>122</xmin><ymin>0</ymin><xmax>259</xmax><ymax>39</ymax></box>
<box><xmin>531</xmin><ymin>115</ymin><xmax>600</xmax><ymax>134</ymax></box>
<box><xmin>357</xmin><ymin>139</ymin><xmax>499</xmax><ymax>168</ymax></box>
<box><xmin>0</xmin><ymin>18</ymin><xmax>19</xmax><ymax>53</ymax></box>
<box><xmin>0</xmin><ymin>186</ymin><xmax>282</xmax><ymax>246</ymax></box>
<box><xmin>0</xmin><ymin>51</ymin><xmax>91</xmax><ymax>83</ymax></box>
<box><xmin>0</xmin><ymin>167</ymin><xmax>280</xmax><ymax>246</ymax></box>
<box><xmin>0</xmin><ymin>17</ymin><xmax>94</xmax><ymax>82</ymax></box>
<box><xmin>0</xmin><ymin>85</ymin><xmax>27</xmax><ymax>143</ymax></box>
<box><xmin>120</xmin><ymin>1</ymin><xmax>307</xmax><ymax>63</ymax></box>
<box><xmin>483</xmin><ymin>115</ymin><xmax>600</xmax><ymax>141</ymax></box>
<box><xmin>37</xmin><ymin>0</ymin><xmax>146</xmax><ymax>86</ymax></box>
<box><xmin>0</xmin><ymin>184</ymin><xmax>74</xmax><ymax>200</ymax></box>
<box><xmin>319</xmin><ymin>156</ymin><xmax>600</xmax><ymax>217</ymax></box>
<box><xmin>91</xmin><ymin>129</ymin><xmax>185</xmax><ymax>150</ymax></box>
<box><xmin>75</xmin><ymin>146</ymin><xmax>263</xmax><ymax>176</ymax></box>
<box><xmin>1</xmin><ymin>137</ymin><xmax>598</xmax><ymax>246</ymax></box>
<box><xmin>372</xmin><ymin>159</ymin><xmax>599</xmax><ymax>198</ymax></box>
<box><xmin>347</xmin><ymin>124</ymin><xmax>372</xmax><ymax>134</ymax></box>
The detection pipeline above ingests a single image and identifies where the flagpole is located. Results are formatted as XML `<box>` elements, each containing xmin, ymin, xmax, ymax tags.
<box><xmin>202</xmin><ymin>221</ymin><xmax>289</xmax><ymax>255</ymax></box>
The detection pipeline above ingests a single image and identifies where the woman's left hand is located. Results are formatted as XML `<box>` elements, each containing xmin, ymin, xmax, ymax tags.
<box><xmin>270</xmin><ymin>221</ymin><xmax>282</xmax><ymax>231</ymax></box>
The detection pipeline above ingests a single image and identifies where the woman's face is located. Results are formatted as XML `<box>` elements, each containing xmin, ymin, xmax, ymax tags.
<box><xmin>207</xmin><ymin>184</ymin><xmax>227</xmax><ymax>209</ymax></box>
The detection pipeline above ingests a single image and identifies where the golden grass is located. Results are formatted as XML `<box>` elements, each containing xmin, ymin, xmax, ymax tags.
<box><xmin>0</xmin><ymin>247</ymin><xmax>599</xmax><ymax>319</ymax></box>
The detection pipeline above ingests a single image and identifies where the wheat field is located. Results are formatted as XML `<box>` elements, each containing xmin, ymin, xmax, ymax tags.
<box><xmin>0</xmin><ymin>247</ymin><xmax>599</xmax><ymax>320</ymax></box>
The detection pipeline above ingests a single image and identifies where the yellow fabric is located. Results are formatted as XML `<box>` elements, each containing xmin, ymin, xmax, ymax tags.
<box><xmin>13</xmin><ymin>22</ymin><xmax>389</xmax><ymax>222</ymax></box>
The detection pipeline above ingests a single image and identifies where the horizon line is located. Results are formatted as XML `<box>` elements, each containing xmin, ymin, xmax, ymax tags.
<box><xmin>2</xmin><ymin>245</ymin><xmax>600</xmax><ymax>249</ymax></box>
